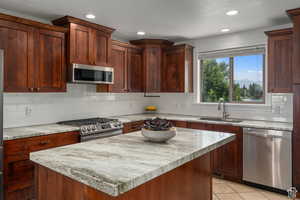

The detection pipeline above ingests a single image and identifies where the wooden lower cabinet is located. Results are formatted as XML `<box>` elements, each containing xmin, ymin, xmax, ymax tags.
<box><xmin>188</xmin><ymin>122</ymin><xmax>243</xmax><ymax>182</ymax></box>
<box><xmin>123</xmin><ymin>121</ymin><xmax>144</xmax><ymax>134</ymax></box>
<box><xmin>35</xmin><ymin>153</ymin><xmax>211</xmax><ymax>200</ymax></box>
<box><xmin>3</xmin><ymin>131</ymin><xmax>80</xmax><ymax>200</ymax></box>
<box><xmin>169</xmin><ymin>120</ymin><xmax>188</xmax><ymax>128</ymax></box>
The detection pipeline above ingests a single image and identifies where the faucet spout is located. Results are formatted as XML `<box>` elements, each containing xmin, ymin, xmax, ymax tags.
<box><xmin>218</xmin><ymin>98</ymin><xmax>229</xmax><ymax>120</ymax></box>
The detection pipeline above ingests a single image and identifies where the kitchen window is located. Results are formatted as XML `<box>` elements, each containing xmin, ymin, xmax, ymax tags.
<box><xmin>199</xmin><ymin>45</ymin><xmax>265</xmax><ymax>104</ymax></box>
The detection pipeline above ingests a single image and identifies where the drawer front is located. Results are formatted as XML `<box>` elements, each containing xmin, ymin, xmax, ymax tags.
<box><xmin>6</xmin><ymin>186</ymin><xmax>34</xmax><ymax>200</ymax></box>
<box><xmin>28</xmin><ymin>134</ymin><xmax>57</xmax><ymax>152</ymax></box>
<box><xmin>4</xmin><ymin>131</ymin><xmax>80</xmax><ymax>200</ymax></box>
<box><xmin>170</xmin><ymin>120</ymin><xmax>188</xmax><ymax>128</ymax></box>
<box><xmin>55</xmin><ymin>131</ymin><xmax>80</xmax><ymax>147</ymax></box>
<box><xmin>123</xmin><ymin>121</ymin><xmax>144</xmax><ymax>133</ymax></box>
<box><xmin>4</xmin><ymin>140</ymin><xmax>27</xmax><ymax>157</ymax></box>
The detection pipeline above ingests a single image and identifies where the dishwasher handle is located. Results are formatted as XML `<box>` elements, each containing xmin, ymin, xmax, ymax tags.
<box><xmin>243</xmin><ymin>128</ymin><xmax>292</xmax><ymax>139</ymax></box>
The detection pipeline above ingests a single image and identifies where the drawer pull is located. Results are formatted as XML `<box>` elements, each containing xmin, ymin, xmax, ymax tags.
<box><xmin>39</xmin><ymin>140</ymin><xmax>50</xmax><ymax>145</ymax></box>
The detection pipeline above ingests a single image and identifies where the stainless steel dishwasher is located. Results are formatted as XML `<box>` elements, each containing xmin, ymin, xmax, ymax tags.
<box><xmin>243</xmin><ymin>128</ymin><xmax>292</xmax><ymax>190</ymax></box>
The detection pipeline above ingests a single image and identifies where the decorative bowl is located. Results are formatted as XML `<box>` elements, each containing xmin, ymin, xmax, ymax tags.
<box><xmin>141</xmin><ymin>128</ymin><xmax>176</xmax><ymax>143</ymax></box>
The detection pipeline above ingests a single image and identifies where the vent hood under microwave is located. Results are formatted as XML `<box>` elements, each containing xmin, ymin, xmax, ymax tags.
<box><xmin>69</xmin><ymin>63</ymin><xmax>114</xmax><ymax>84</ymax></box>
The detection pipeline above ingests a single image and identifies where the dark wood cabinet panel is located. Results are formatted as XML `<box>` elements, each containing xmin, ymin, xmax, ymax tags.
<box><xmin>287</xmin><ymin>10</ymin><xmax>300</xmax><ymax>84</ymax></box>
<box><xmin>130</xmin><ymin>39</ymin><xmax>174</xmax><ymax>93</ymax></box>
<box><xmin>170</xmin><ymin>120</ymin><xmax>188</xmax><ymax>128</ymax></box>
<box><xmin>265</xmin><ymin>28</ymin><xmax>293</xmax><ymax>93</ymax></box>
<box><xmin>0</xmin><ymin>13</ymin><xmax>67</xmax><ymax>93</ymax></box>
<box><xmin>293</xmin><ymin>84</ymin><xmax>300</xmax><ymax>191</ymax></box>
<box><xmin>123</xmin><ymin>121</ymin><xmax>144</xmax><ymax>134</ymax></box>
<box><xmin>162</xmin><ymin>44</ymin><xmax>194</xmax><ymax>93</ymax></box>
<box><xmin>127</xmin><ymin>48</ymin><xmax>143</xmax><ymax>92</ymax></box>
<box><xmin>93</xmin><ymin>29</ymin><xmax>112</xmax><ymax>66</ymax></box>
<box><xmin>0</xmin><ymin>19</ymin><xmax>35</xmax><ymax>92</ymax></box>
<box><xmin>188</xmin><ymin>122</ymin><xmax>242</xmax><ymax>182</ymax></box>
<box><xmin>4</xmin><ymin>131</ymin><xmax>80</xmax><ymax>200</ymax></box>
<box><xmin>144</xmin><ymin>47</ymin><xmax>161</xmax><ymax>92</ymax></box>
<box><xmin>37</xmin><ymin>29</ymin><xmax>66</xmax><ymax>92</ymax></box>
<box><xmin>109</xmin><ymin>44</ymin><xmax>127</xmax><ymax>92</ymax></box>
<box><xmin>69</xmin><ymin>23</ymin><xmax>92</xmax><ymax>65</ymax></box>
<box><xmin>162</xmin><ymin>47</ymin><xmax>184</xmax><ymax>92</ymax></box>
<box><xmin>53</xmin><ymin>16</ymin><xmax>115</xmax><ymax>67</ymax></box>
<box><xmin>35</xmin><ymin>153</ymin><xmax>211</xmax><ymax>200</ymax></box>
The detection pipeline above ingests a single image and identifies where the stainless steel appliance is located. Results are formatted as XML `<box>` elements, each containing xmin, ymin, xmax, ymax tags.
<box><xmin>69</xmin><ymin>63</ymin><xmax>114</xmax><ymax>84</ymax></box>
<box><xmin>0</xmin><ymin>50</ymin><xmax>4</xmax><ymax>200</ymax></box>
<box><xmin>243</xmin><ymin>128</ymin><xmax>292</xmax><ymax>190</ymax></box>
<box><xmin>58</xmin><ymin>118</ymin><xmax>123</xmax><ymax>142</ymax></box>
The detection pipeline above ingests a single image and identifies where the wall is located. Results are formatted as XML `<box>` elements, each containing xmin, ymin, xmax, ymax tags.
<box><xmin>151</xmin><ymin>24</ymin><xmax>294</xmax><ymax>123</ymax></box>
<box><xmin>4</xmin><ymin>85</ymin><xmax>150</xmax><ymax>128</ymax></box>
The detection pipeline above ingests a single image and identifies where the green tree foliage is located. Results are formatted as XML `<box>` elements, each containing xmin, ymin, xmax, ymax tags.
<box><xmin>202</xmin><ymin>59</ymin><xmax>229</xmax><ymax>102</ymax></box>
<box><xmin>202</xmin><ymin>59</ymin><xmax>263</xmax><ymax>103</ymax></box>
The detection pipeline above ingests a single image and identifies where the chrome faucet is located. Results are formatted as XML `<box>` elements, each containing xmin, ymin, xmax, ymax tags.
<box><xmin>218</xmin><ymin>98</ymin><xmax>230</xmax><ymax>120</ymax></box>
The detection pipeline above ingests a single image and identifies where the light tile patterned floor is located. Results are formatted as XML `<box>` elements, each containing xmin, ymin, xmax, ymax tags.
<box><xmin>212</xmin><ymin>177</ymin><xmax>297</xmax><ymax>200</ymax></box>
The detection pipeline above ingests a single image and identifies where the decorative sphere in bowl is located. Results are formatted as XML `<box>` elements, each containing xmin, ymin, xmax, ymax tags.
<box><xmin>141</xmin><ymin>128</ymin><xmax>176</xmax><ymax>143</ymax></box>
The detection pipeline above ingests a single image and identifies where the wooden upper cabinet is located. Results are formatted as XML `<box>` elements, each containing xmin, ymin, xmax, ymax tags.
<box><xmin>69</xmin><ymin>23</ymin><xmax>92</xmax><ymax>65</ymax></box>
<box><xmin>130</xmin><ymin>39</ymin><xmax>174</xmax><ymax>93</ymax></box>
<box><xmin>265</xmin><ymin>28</ymin><xmax>293</xmax><ymax>93</ymax></box>
<box><xmin>93</xmin><ymin>29</ymin><xmax>112</xmax><ymax>66</ymax></box>
<box><xmin>53</xmin><ymin>16</ymin><xmax>115</xmax><ymax>66</ymax></box>
<box><xmin>37</xmin><ymin>29</ymin><xmax>66</xmax><ymax>92</ymax></box>
<box><xmin>0</xmin><ymin>13</ymin><xmax>67</xmax><ymax>93</ymax></box>
<box><xmin>0</xmin><ymin>19</ymin><xmax>35</xmax><ymax>92</ymax></box>
<box><xmin>162</xmin><ymin>44</ymin><xmax>194</xmax><ymax>93</ymax></box>
<box><xmin>109</xmin><ymin>43</ymin><xmax>127</xmax><ymax>92</ymax></box>
<box><xmin>144</xmin><ymin>47</ymin><xmax>162</xmax><ymax>92</ymax></box>
<box><xmin>127</xmin><ymin>47</ymin><xmax>143</xmax><ymax>92</ymax></box>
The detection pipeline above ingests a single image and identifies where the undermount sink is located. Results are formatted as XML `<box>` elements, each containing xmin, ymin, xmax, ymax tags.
<box><xmin>199</xmin><ymin>117</ymin><xmax>243</xmax><ymax>123</ymax></box>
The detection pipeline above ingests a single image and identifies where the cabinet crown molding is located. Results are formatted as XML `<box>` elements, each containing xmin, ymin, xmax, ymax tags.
<box><xmin>130</xmin><ymin>39</ymin><xmax>174</xmax><ymax>47</ymax></box>
<box><xmin>287</xmin><ymin>8</ymin><xmax>300</xmax><ymax>18</ymax></box>
<box><xmin>265</xmin><ymin>28</ymin><xmax>293</xmax><ymax>36</ymax></box>
<box><xmin>0</xmin><ymin>12</ymin><xmax>67</xmax><ymax>32</ymax></box>
<box><xmin>52</xmin><ymin>16</ymin><xmax>115</xmax><ymax>34</ymax></box>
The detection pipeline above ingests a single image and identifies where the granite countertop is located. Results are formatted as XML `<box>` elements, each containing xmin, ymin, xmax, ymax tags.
<box><xmin>3</xmin><ymin>113</ymin><xmax>293</xmax><ymax>141</ymax></box>
<box><xmin>30</xmin><ymin>128</ymin><xmax>235</xmax><ymax>196</ymax></box>
<box><xmin>3</xmin><ymin>124</ymin><xmax>80</xmax><ymax>141</ymax></box>
<box><xmin>115</xmin><ymin>113</ymin><xmax>293</xmax><ymax>132</ymax></box>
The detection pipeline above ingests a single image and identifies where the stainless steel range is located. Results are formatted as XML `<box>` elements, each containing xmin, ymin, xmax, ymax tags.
<box><xmin>58</xmin><ymin>118</ymin><xmax>123</xmax><ymax>142</ymax></box>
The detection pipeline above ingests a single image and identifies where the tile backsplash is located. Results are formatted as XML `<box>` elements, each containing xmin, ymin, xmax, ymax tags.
<box><xmin>150</xmin><ymin>93</ymin><xmax>293</xmax><ymax>123</ymax></box>
<box><xmin>4</xmin><ymin>85</ymin><xmax>293</xmax><ymax>128</ymax></box>
<box><xmin>4</xmin><ymin>84</ymin><xmax>151</xmax><ymax>128</ymax></box>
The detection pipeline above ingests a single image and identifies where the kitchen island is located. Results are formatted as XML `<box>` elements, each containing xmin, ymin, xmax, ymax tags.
<box><xmin>30</xmin><ymin>128</ymin><xmax>235</xmax><ymax>200</ymax></box>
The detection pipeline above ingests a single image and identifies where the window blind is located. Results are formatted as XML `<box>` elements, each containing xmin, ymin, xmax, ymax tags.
<box><xmin>198</xmin><ymin>45</ymin><xmax>266</xmax><ymax>59</ymax></box>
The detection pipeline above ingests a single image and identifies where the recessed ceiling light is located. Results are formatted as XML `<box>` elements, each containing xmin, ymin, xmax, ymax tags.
<box><xmin>226</xmin><ymin>10</ymin><xmax>239</xmax><ymax>16</ymax></box>
<box><xmin>221</xmin><ymin>28</ymin><xmax>230</xmax><ymax>33</ymax></box>
<box><xmin>137</xmin><ymin>31</ymin><xmax>146</xmax><ymax>36</ymax></box>
<box><xmin>85</xmin><ymin>14</ymin><xmax>96</xmax><ymax>19</ymax></box>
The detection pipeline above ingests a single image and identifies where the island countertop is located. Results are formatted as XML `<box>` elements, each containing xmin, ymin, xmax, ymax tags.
<box><xmin>30</xmin><ymin>128</ymin><xmax>235</xmax><ymax>197</ymax></box>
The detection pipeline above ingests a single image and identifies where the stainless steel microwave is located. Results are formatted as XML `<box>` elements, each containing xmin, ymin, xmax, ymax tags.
<box><xmin>69</xmin><ymin>64</ymin><xmax>114</xmax><ymax>84</ymax></box>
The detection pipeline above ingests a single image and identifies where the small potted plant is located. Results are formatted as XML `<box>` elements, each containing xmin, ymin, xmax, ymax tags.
<box><xmin>142</xmin><ymin>118</ymin><xmax>176</xmax><ymax>143</ymax></box>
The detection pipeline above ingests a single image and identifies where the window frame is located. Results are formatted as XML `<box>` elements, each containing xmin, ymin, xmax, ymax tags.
<box><xmin>199</xmin><ymin>52</ymin><xmax>266</xmax><ymax>104</ymax></box>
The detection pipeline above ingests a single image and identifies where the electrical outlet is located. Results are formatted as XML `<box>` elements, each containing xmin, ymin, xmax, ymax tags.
<box><xmin>25</xmin><ymin>105</ymin><xmax>32</xmax><ymax>116</ymax></box>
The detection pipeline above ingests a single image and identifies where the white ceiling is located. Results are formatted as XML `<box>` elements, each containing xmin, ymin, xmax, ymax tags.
<box><xmin>0</xmin><ymin>0</ymin><xmax>299</xmax><ymax>42</ymax></box>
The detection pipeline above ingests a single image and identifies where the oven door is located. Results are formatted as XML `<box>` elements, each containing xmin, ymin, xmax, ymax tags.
<box><xmin>70</xmin><ymin>64</ymin><xmax>114</xmax><ymax>84</ymax></box>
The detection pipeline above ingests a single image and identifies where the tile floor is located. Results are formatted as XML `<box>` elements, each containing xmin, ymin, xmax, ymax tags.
<box><xmin>212</xmin><ymin>177</ymin><xmax>297</xmax><ymax>200</ymax></box>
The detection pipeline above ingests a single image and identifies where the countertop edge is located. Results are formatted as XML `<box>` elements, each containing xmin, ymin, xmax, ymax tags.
<box><xmin>30</xmin><ymin>131</ymin><xmax>235</xmax><ymax>196</ymax></box>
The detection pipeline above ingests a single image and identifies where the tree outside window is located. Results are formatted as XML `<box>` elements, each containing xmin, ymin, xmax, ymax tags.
<box><xmin>201</xmin><ymin>53</ymin><xmax>265</xmax><ymax>103</ymax></box>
